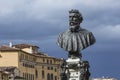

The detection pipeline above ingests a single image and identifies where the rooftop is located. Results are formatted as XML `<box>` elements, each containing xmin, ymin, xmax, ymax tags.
<box><xmin>0</xmin><ymin>43</ymin><xmax>62</xmax><ymax>60</ymax></box>
<box><xmin>12</xmin><ymin>43</ymin><xmax>39</xmax><ymax>49</ymax></box>
<box><xmin>0</xmin><ymin>45</ymin><xmax>20</xmax><ymax>51</ymax></box>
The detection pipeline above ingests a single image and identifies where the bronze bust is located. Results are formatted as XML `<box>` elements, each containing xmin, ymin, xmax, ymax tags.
<box><xmin>57</xmin><ymin>9</ymin><xmax>96</xmax><ymax>58</ymax></box>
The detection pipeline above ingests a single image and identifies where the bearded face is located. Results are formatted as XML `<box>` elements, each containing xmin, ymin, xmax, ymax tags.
<box><xmin>69</xmin><ymin>22</ymin><xmax>79</xmax><ymax>32</ymax></box>
<box><xmin>69</xmin><ymin>12</ymin><xmax>82</xmax><ymax>32</ymax></box>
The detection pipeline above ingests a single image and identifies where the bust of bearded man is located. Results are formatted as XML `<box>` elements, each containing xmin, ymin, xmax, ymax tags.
<box><xmin>57</xmin><ymin>9</ymin><xmax>96</xmax><ymax>58</ymax></box>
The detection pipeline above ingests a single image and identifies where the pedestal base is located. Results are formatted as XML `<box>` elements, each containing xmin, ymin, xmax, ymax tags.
<box><xmin>69</xmin><ymin>69</ymin><xmax>81</xmax><ymax>80</ymax></box>
<box><xmin>61</xmin><ymin>58</ymin><xmax>90</xmax><ymax>80</ymax></box>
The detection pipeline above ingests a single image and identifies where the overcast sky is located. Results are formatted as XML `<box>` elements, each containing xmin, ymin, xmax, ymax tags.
<box><xmin>0</xmin><ymin>0</ymin><xmax>120</xmax><ymax>79</ymax></box>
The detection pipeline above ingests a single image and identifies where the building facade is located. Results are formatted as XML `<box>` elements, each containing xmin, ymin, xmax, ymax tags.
<box><xmin>0</xmin><ymin>66</ymin><xmax>24</xmax><ymax>80</ymax></box>
<box><xmin>0</xmin><ymin>43</ymin><xmax>62</xmax><ymax>80</ymax></box>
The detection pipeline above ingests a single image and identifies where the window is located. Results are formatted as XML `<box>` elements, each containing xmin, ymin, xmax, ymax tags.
<box><xmin>51</xmin><ymin>74</ymin><xmax>53</xmax><ymax>80</ymax></box>
<box><xmin>32</xmin><ymin>65</ymin><xmax>34</xmax><ymax>68</ymax></box>
<box><xmin>31</xmin><ymin>74</ymin><xmax>34</xmax><ymax>80</ymax></box>
<box><xmin>35</xmin><ymin>69</ymin><xmax>38</xmax><ymax>78</ymax></box>
<box><xmin>42</xmin><ymin>70</ymin><xmax>45</xmax><ymax>79</ymax></box>
<box><xmin>28</xmin><ymin>74</ymin><xmax>30</xmax><ymax>80</ymax></box>
<box><xmin>51</xmin><ymin>67</ymin><xmax>53</xmax><ymax>70</ymax></box>
<box><xmin>19</xmin><ymin>54</ymin><xmax>22</xmax><ymax>60</ymax></box>
<box><xmin>26</xmin><ymin>56</ymin><xmax>28</xmax><ymax>60</ymax></box>
<box><xmin>47</xmin><ymin>73</ymin><xmax>50</xmax><ymax>80</ymax></box>
<box><xmin>43</xmin><ymin>59</ymin><xmax>45</xmax><ymax>63</ymax></box>
<box><xmin>0</xmin><ymin>54</ymin><xmax>2</xmax><ymax>58</ymax></box>
<box><xmin>29</xmin><ymin>74</ymin><xmax>32</xmax><ymax>80</ymax></box>
<box><xmin>48</xmin><ymin>67</ymin><xmax>50</xmax><ymax>70</ymax></box>
<box><xmin>33</xmin><ymin>57</ymin><xmax>36</xmax><ymax>61</ymax></box>
<box><xmin>54</xmin><ymin>59</ymin><xmax>55</xmax><ymax>63</ymax></box>
<box><xmin>47</xmin><ymin>59</ymin><xmax>49</xmax><ymax>64</ymax></box>
<box><xmin>23</xmin><ymin>73</ymin><xmax>25</xmax><ymax>78</ymax></box>
<box><xmin>55</xmin><ymin>68</ymin><xmax>57</xmax><ymax>72</ymax></box>
<box><xmin>50</xmin><ymin>60</ymin><xmax>52</xmax><ymax>64</ymax></box>
<box><xmin>26</xmin><ymin>73</ymin><xmax>28</xmax><ymax>80</ymax></box>
<box><xmin>26</xmin><ymin>64</ymin><xmax>28</xmax><ymax>67</ymax></box>
<box><xmin>42</xmin><ymin>66</ymin><xmax>44</xmax><ymax>69</ymax></box>
<box><xmin>29</xmin><ymin>56</ymin><xmax>31</xmax><ymax>61</ymax></box>
<box><xmin>23</xmin><ymin>63</ymin><xmax>34</xmax><ymax>68</ymax></box>
<box><xmin>33</xmin><ymin>75</ymin><xmax>34</xmax><ymax>80</ymax></box>
<box><xmin>25</xmin><ymin>73</ymin><xmax>27</xmax><ymax>80</ymax></box>
<box><xmin>55</xmin><ymin>76</ymin><xmax>57</xmax><ymax>80</ymax></box>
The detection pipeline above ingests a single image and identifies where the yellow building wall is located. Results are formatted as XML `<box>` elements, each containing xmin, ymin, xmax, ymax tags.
<box><xmin>0</xmin><ymin>51</ymin><xmax>19</xmax><ymax>67</ymax></box>
<box><xmin>36</xmin><ymin>56</ymin><xmax>61</xmax><ymax>80</ymax></box>
<box><xmin>22</xmin><ymin>48</ymin><xmax>32</xmax><ymax>53</ymax></box>
<box><xmin>18</xmin><ymin>51</ymin><xmax>36</xmax><ymax>80</ymax></box>
<box><xmin>0</xmin><ymin>48</ymin><xmax>62</xmax><ymax>80</ymax></box>
<box><xmin>21</xmin><ymin>47</ymin><xmax>38</xmax><ymax>54</ymax></box>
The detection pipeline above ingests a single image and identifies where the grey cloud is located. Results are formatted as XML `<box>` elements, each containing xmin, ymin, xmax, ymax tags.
<box><xmin>93</xmin><ymin>24</ymin><xmax>120</xmax><ymax>40</ymax></box>
<box><xmin>0</xmin><ymin>0</ymin><xmax>120</xmax><ymax>79</ymax></box>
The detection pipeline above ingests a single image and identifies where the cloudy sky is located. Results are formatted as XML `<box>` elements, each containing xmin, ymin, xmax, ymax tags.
<box><xmin>0</xmin><ymin>0</ymin><xmax>120</xmax><ymax>79</ymax></box>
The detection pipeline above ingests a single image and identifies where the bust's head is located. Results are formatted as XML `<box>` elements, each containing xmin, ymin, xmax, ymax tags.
<box><xmin>69</xmin><ymin>9</ymin><xmax>83</xmax><ymax>32</ymax></box>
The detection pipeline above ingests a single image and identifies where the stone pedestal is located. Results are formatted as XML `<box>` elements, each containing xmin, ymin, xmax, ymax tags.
<box><xmin>61</xmin><ymin>57</ymin><xmax>90</xmax><ymax>80</ymax></box>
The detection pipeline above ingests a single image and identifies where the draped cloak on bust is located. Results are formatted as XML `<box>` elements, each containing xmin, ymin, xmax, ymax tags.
<box><xmin>57</xmin><ymin>28</ymin><xmax>96</xmax><ymax>52</ymax></box>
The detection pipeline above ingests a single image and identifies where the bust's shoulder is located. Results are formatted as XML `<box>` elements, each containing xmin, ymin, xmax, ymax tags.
<box><xmin>79</xmin><ymin>28</ymin><xmax>92</xmax><ymax>34</ymax></box>
<box><xmin>58</xmin><ymin>29</ymin><xmax>70</xmax><ymax>36</ymax></box>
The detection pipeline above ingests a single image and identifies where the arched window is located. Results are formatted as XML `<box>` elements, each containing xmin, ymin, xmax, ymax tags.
<box><xmin>47</xmin><ymin>73</ymin><xmax>50</xmax><ymax>80</ymax></box>
<box><xmin>51</xmin><ymin>74</ymin><xmax>53</xmax><ymax>80</ymax></box>
<box><xmin>42</xmin><ymin>70</ymin><xmax>45</xmax><ymax>79</ymax></box>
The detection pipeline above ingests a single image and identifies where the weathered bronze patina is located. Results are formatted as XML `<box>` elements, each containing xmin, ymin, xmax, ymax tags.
<box><xmin>57</xmin><ymin>9</ymin><xmax>96</xmax><ymax>80</ymax></box>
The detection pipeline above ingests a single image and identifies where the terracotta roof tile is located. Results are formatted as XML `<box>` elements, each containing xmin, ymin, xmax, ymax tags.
<box><xmin>0</xmin><ymin>46</ymin><xmax>19</xmax><ymax>51</ymax></box>
<box><xmin>12</xmin><ymin>44</ymin><xmax>39</xmax><ymax>49</ymax></box>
